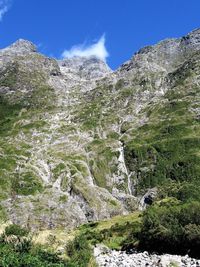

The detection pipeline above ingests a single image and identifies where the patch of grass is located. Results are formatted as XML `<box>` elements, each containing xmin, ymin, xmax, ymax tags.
<box><xmin>5</xmin><ymin>224</ymin><xmax>29</xmax><ymax>237</ymax></box>
<box><xmin>0</xmin><ymin>205</ymin><xmax>7</xmax><ymax>222</ymax></box>
<box><xmin>21</xmin><ymin>120</ymin><xmax>46</xmax><ymax>131</ymax></box>
<box><xmin>78</xmin><ymin>211</ymin><xmax>142</xmax><ymax>250</ymax></box>
<box><xmin>59</xmin><ymin>195</ymin><xmax>68</xmax><ymax>203</ymax></box>
<box><xmin>108</xmin><ymin>199</ymin><xmax>118</xmax><ymax>207</ymax></box>
<box><xmin>76</xmin><ymin>102</ymin><xmax>101</xmax><ymax>130</ymax></box>
<box><xmin>0</xmin><ymin>96</ymin><xmax>23</xmax><ymax>136</ymax></box>
<box><xmin>87</xmin><ymin>143</ymin><xmax>118</xmax><ymax>190</ymax></box>
<box><xmin>11</xmin><ymin>172</ymin><xmax>43</xmax><ymax>196</ymax></box>
<box><xmin>52</xmin><ymin>163</ymin><xmax>66</xmax><ymax>180</ymax></box>
<box><xmin>0</xmin><ymin>63</ymin><xmax>18</xmax><ymax>88</ymax></box>
<box><xmin>115</xmin><ymin>79</ymin><xmax>125</xmax><ymax>90</ymax></box>
<box><xmin>28</xmin><ymin>85</ymin><xmax>56</xmax><ymax>109</ymax></box>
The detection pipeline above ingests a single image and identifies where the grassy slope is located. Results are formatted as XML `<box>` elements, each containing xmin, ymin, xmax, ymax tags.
<box><xmin>123</xmin><ymin>54</ymin><xmax>200</xmax><ymax>196</ymax></box>
<box><xmin>33</xmin><ymin>211</ymin><xmax>141</xmax><ymax>251</ymax></box>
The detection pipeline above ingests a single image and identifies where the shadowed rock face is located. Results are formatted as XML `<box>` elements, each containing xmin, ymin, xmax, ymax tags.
<box><xmin>0</xmin><ymin>28</ymin><xmax>200</xmax><ymax>230</ymax></box>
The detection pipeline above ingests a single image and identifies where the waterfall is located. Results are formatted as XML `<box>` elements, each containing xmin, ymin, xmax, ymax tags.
<box><xmin>118</xmin><ymin>142</ymin><xmax>132</xmax><ymax>195</ymax></box>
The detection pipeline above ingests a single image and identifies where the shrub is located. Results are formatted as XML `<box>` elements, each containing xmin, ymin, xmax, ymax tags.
<box><xmin>0</xmin><ymin>225</ymin><xmax>69</xmax><ymax>266</ymax></box>
<box><xmin>5</xmin><ymin>224</ymin><xmax>29</xmax><ymax>237</ymax></box>
<box><xmin>137</xmin><ymin>201</ymin><xmax>200</xmax><ymax>257</ymax></box>
<box><xmin>66</xmin><ymin>234</ymin><xmax>92</xmax><ymax>267</ymax></box>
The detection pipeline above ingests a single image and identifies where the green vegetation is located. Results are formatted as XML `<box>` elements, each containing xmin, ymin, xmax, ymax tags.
<box><xmin>0</xmin><ymin>223</ymin><xmax>101</xmax><ymax>266</ymax></box>
<box><xmin>60</xmin><ymin>212</ymin><xmax>141</xmax><ymax>266</ymax></box>
<box><xmin>0</xmin><ymin>63</ymin><xmax>18</xmax><ymax>88</ymax></box>
<box><xmin>119</xmin><ymin>62</ymin><xmax>200</xmax><ymax>258</ymax></box>
<box><xmin>136</xmin><ymin>201</ymin><xmax>200</xmax><ymax>258</ymax></box>
<box><xmin>28</xmin><ymin>85</ymin><xmax>56</xmax><ymax>109</ymax></box>
<box><xmin>0</xmin><ymin>96</ymin><xmax>22</xmax><ymax>136</ymax></box>
<box><xmin>0</xmin><ymin>206</ymin><xmax>7</xmax><ymax>222</ymax></box>
<box><xmin>124</xmin><ymin>84</ymin><xmax>200</xmax><ymax>193</ymax></box>
<box><xmin>52</xmin><ymin>163</ymin><xmax>66</xmax><ymax>181</ymax></box>
<box><xmin>11</xmin><ymin>172</ymin><xmax>43</xmax><ymax>196</ymax></box>
<box><xmin>0</xmin><ymin>224</ymin><xmax>71</xmax><ymax>267</ymax></box>
<box><xmin>75</xmin><ymin>99</ymin><xmax>102</xmax><ymax>130</ymax></box>
<box><xmin>0</xmin><ymin>69</ymin><xmax>54</xmax><ymax>199</ymax></box>
<box><xmin>76</xmin><ymin>212</ymin><xmax>141</xmax><ymax>250</ymax></box>
<box><xmin>59</xmin><ymin>195</ymin><xmax>68</xmax><ymax>203</ymax></box>
<box><xmin>87</xmin><ymin>141</ymin><xmax>119</xmax><ymax>190</ymax></box>
<box><xmin>66</xmin><ymin>234</ymin><xmax>94</xmax><ymax>267</ymax></box>
<box><xmin>4</xmin><ymin>224</ymin><xmax>29</xmax><ymax>237</ymax></box>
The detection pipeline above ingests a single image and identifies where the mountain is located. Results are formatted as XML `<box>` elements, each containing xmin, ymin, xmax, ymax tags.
<box><xmin>0</xmin><ymin>29</ymin><xmax>200</xmax><ymax>231</ymax></box>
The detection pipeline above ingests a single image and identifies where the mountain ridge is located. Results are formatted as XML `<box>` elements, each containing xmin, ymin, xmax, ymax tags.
<box><xmin>0</xmin><ymin>28</ymin><xmax>200</xmax><ymax>231</ymax></box>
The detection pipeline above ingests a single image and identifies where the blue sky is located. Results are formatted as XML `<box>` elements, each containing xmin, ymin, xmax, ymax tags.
<box><xmin>0</xmin><ymin>0</ymin><xmax>200</xmax><ymax>69</ymax></box>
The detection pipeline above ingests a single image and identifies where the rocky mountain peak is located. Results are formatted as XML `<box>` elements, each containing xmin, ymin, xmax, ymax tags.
<box><xmin>1</xmin><ymin>39</ymin><xmax>37</xmax><ymax>55</ymax></box>
<box><xmin>119</xmin><ymin>28</ymin><xmax>200</xmax><ymax>75</ymax></box>
<box><xmin>59</xmin><ymin>55</ymin><xmax>111</xmax><ymax>80</ymax></box>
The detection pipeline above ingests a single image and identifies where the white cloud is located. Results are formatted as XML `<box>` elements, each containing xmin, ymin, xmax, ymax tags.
<box><xmin>61</xmin><ymin>35</ymin><xmax>109</xmax><ymax>62</ymax></box>
<box><xmin>0</xmin><ymin>0</ymin><xmax>11</xmax><ymax>21</ymax></box>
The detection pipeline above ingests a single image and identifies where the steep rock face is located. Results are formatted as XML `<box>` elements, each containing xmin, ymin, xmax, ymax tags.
<box><xmin>0</xmin><ymin>29</ymin><xmax>200</xmax><ymax>229</ymax></box>
<box><xmin>56</xmin><ymin>56</ymin><xmax>112</xmax><ymax>93</ymax></box>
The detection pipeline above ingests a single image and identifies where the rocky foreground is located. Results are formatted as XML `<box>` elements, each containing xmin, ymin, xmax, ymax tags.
<box><xmin>94</xmin><ymin>244</ymin><xmax>200</xmax><ymax>267</ymax></box>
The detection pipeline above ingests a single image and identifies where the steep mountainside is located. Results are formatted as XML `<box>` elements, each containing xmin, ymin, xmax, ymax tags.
<box><xmin>0</xmin><ymin>29</ymin><xmax>200</xmax><ymax>230</ymax></box>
